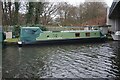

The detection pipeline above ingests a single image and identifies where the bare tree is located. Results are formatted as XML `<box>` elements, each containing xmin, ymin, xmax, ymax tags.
<box><xmin>34</xmin><ymin>2</ymin><xmax>44</xmax><ymax>24</ymax></box>
<box><xmin>2</xmin><ymin>0</ymin><xmax>20</xmax><ymax>26</ymax></box>
<box><xmin>56</xmin><ymin>2</ymin><xmax>79</xmax><ymax>26</ymax></box>
<box><xmin>26</xmin><ymin>2</ymin><xmax>34</xmax><ymax>24</ymax></box>
<box><xmin>1</xmin><ymin>1</ymin><xmax>107</xmax><ymax>27</ymax></box>
<box><xmin>14</xmin><ymin>1</ymin><xmax>20</xmax><ymax>25</ymax></box>
<box><xmin>0</xmin><ymin>1</ymin><xmax>2</xmax><ymax>25</ymax></box>
<box><xmin>26</xmin><ymin>2</ymin><xmax>44</xmax><ymax>25</ymax></box>
<box><xmin>8</xmin><ymin>1</ymin><xmax>12</xmax><ymax>25</ymax></box>
<box><xmin>78</xmin><ymin>2</ymin><xmax>107</xmax><ymax>24</ymax></box>
<box><xmin>55</xmin><ymin>2</ymin><xmax>107</xmax><ymax>26</ymax></box>
<box><xmin>41</xmin><ymin>2</ymin><xmax>61</xmax><ymax>25</ymax></box>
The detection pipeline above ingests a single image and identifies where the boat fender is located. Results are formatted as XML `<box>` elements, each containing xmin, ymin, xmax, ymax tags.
<box><xmin>18</xmin><ymin>41</ymin><xmax>22</xmax><ymax>47</ymax></box>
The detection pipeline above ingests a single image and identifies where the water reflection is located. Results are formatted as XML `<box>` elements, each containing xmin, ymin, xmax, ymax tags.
<box><xmin>2</xmin><ymin>41</ymin><xmax>120</xmax><ymax>78</ymax></box>
<box><xmin>0</xmin><ymin>43</ymin><xmax>2</xmax><ymax>78</ymax></box>
<box><xmin>109</xmin><ymin>41</ymin><xmax>120</xmax><ymax>78</ymax></box>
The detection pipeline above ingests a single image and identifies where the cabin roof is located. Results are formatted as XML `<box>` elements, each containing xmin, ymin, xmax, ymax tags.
<box><xmin>21</xmin><ymin>27</ymin><xmax>40</xmax><ymax>29</ymax></box>
<box><xmin>60</xmin><ymin>30</ymin><xmax>100</xmax><ymax>32</ymax></box>
<box><xmin>43</xmin><ymin>30</ymin><xmax>100</xmax><ymax>33</ymax></box>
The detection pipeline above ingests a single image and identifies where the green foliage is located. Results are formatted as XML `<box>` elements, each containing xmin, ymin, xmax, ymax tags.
<box><xmin>26</xmin><ymin>2</ymin><xmax>44</xmax><ymax>25</ymax></box>
<box><xmin>12</xmin><ymin>25</ymin><xmax>20</xmax><ymax>38</ymax></box>
<box><xmin>5</xmin><ymin>38</ymin><xmax>18</xmax><ymax>42</ymax></box>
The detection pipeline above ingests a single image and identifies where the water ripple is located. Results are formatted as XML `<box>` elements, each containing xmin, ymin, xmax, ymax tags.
<box><xmin>2</xmin><ymin>41</ymin><xmax>120</xmax><ymax>78</ymax></box>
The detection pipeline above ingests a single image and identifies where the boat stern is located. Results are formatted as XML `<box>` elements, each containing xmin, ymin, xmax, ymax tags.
<box><xmin>19</xmin><ymin>27</ymin><xmax>42</xmax><ymax>44</ymax></box>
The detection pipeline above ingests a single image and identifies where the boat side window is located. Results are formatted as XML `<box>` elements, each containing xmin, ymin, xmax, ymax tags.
<box><xmin>47</xmin><ymin>35</ymin><xmax>49</xmax><ymax>37</ymax></box>
<box><xmin>75</xmin><ymin>33</ymin><xmax>80</xmax><ymax>37</ymax></box>
<box><xmin>86</xmin><ymin>32</ymin><xmax>90</xmax><ymax>37</ymax></box>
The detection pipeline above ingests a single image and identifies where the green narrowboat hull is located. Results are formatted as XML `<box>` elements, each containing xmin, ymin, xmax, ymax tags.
<box><xmin>0</xmin><ymin>31</ymin><xmax>2</xmax><ymax>42</ymax></box>
<box><xmin>19</xmin><ymin>27</ymin><xmax>107</xmax><ymax>45</ymax></box>
<box><xmin>22</xmin><ymin>37</ymin><xmax>107</xmax><ymax>45</ymax></box>
<box><xmin>0</xmin><ymin>31</ymin><xmax>6</xmax><ymax>42</ymax></box>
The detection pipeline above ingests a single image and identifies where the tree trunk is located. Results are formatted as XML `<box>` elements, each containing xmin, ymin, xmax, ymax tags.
<box><xmin>8</xmin><ymin>2</ymin><xmax>12</xmax><ymax>26</ymax></box>
<box><xmin>14</xmin><ymin>2</ymin><xmax>20</xmax><ymax>25</ymax></box>
<box><xmin>26</xmin><ymin>2</ymin><xmax>34</xmax><ymax>25</ymax></box>
<box><xmin>0</xmin><ymin>1</ymin><xmax>2</xmax><ymax>25</ymax></box>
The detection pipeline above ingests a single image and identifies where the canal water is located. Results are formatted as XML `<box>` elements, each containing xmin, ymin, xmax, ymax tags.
<box><xmin>2</xmin><ymin>41</ymin><xmax>120</xmax><ymax>78</ymax></box>
<box><xmin>0</xmin><ymin>43</ymin><xmax>2</xmax><ymax>79</ymax></box>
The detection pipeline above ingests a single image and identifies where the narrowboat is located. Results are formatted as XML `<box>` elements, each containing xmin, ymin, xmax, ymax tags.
<box><xmin>18</xmin><ymin>27</ymin><xmax>107</xmax><ymax>45</ymax></box>
<box><xmin>0</xmin><ymin>26</ymin><xmax>6</xmax><ymax>42</ymax></box>
<box><xmin>0</xmin><ymin>31</ymin><xmax>3</xmax><ymax>42</ymax></box>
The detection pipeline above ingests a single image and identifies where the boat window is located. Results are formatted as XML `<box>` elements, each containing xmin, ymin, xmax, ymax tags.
<box><xmin>47</xmin><ymin>35</ymin><xmax>49</xmax><ymax>37</ymax></box>
<box><xmin>86</xmin><ymin>32</ymin><xmax>90</xmax><ymax>37</ymax></box>
<box><xmin>75</xmin><ymin>33</ymin><xmax>80</xmax><ymax>37</ymax></box>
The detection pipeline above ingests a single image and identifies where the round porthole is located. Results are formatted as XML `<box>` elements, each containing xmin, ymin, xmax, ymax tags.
<box><xmin>47</xmin><ymin>35</ymin><xmax>49</xmax><ymax>37</ymax></box>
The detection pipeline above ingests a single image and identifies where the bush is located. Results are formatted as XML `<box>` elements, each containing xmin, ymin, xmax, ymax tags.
<box><xmin>12</xmin><ymin>25</ymin><xmax>20</xmax><ymax>38</ymax></box>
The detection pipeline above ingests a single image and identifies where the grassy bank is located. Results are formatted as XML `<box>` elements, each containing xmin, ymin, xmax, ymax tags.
<box><xmin>5</xmin><ymin>38</ymin><xmax>18</xmax><ymax>42</ymax></box>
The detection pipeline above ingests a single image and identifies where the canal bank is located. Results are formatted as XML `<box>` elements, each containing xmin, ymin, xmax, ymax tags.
<box><xmin>2</xmin><ymin>41</ymin><xmax>120</xmax><ymax>78</ymax></box>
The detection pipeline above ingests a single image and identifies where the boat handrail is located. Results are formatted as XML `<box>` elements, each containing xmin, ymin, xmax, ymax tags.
<box><xmin>61</xmin><ymin>30</ymin><xmax>100</xmax><ymax>32</ymax></box>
